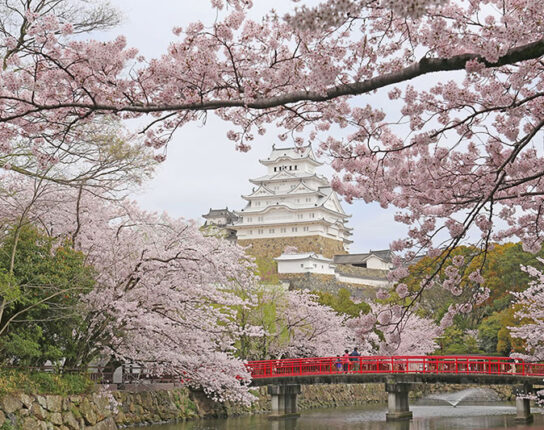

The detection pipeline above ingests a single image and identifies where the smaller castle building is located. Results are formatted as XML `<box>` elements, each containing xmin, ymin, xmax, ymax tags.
<box><xmin>202</xmin><ymin>207</ymin><xmax>239</xmax><ymax>242</ymax></box>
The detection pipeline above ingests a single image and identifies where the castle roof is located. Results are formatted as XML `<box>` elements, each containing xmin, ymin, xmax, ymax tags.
<box><xmin>333</xmin><ymin>250</ymin><xmax>393</xmax><ymax>265</ymax></box>
<box><xmin>235</xmin><ymin>198</ymin><xmax>350</xmax><ymax>219</ymax></box>
<box><xmin>249</xmin><ymin>171</ymin><xmax>328</xmax><ymax>185</ymax></box>
<box><xmin>202</xmin><ymin>208</ymin><xmax>239</xmax><ymax>223</ymax></box>
<box><xmin>275</xmin><ymin>252</ymin><xmax>333</xmax><ymax>262</ymax></box>
<box><xmin>259</xmin><ymin>144</ymin><xmax>321</xmax><ymax>165</ymax></box>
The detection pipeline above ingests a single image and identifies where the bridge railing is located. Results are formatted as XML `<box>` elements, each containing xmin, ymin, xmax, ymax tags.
<box><xmin>246</xmin><ymin>356</ymin><xmax>544</xmax><ymax>379</ymax></box>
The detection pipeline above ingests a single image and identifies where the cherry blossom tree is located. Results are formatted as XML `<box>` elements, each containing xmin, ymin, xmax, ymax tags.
<box><xmin>0</xmin><ymin>1</ymin><xmax>154</xmax><ymax>193</ymax></box>
<box><xmin>0</xmin><ymin>172</ymin><xmax>358</xmax><ymax>400</ymax></box>
<box><xmin>269</xmin><ymin>289</ymin><xmax>350</xmax><ymax>358</ymax></box>
<box><xmin>510</xmin><ymin>259</ymin><xmax>544</xmax><ymax>361</ymax></box>
<box><xmin>2</xmin><ymin>0</ymin><xmax>544</xmax><ymax>336</ymax></box>
<box><xmin>232</xmin><ymin>284</ymin><xmax>350</xmax><ymax>360</ymax></box>
<box><xmin>347</xmin><ymin>303</ymin><xmax>441</xmax><ymax>355</ymax></box>
<box><xmin>0</xmin><ymin>174</ymin><xmax>260</xmax><ymax>402</ymax></box>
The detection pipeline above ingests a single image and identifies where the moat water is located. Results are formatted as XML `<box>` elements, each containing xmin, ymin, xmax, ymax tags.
<box><xmin>137</xmin><ymin>401</ymin><xmax>544</xmax><ymax>429</ymax></box>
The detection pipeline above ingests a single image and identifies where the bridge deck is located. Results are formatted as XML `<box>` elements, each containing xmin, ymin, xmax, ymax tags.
<box><xmin>246</xmin><ymin>355</ymin><xmax>544</xmax><ymax>386</ymax></box>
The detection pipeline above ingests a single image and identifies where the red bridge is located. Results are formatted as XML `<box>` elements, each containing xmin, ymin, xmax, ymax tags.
<box><xmin>247</xmin><ymin>355</ymin><xmax>544</xmax><ymax>379</ymax></box>
<box><xmin>245</xmin><ymin>355</ymin><xmax>544</xmax><ymax>422</ymax></box>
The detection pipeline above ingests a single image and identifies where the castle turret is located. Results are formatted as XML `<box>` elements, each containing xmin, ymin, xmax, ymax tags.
<box><xmin>232</xmin><ymin>145</ymin><xmax>352</xmax><ymax>258</ymax></box>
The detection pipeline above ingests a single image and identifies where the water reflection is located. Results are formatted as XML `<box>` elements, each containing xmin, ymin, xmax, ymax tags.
<box><xmin>269</xmin><ymin>417</ymin><xmax>298</xmax><ymax>430</ymax></box>
<box><xmin>138</xmin><ymin>403</ymin><xmax>543</xmax><ymax>430</ymax></box>
<box><xmin>270</xmin><ymin>417</ymin><xmax>410</xmax><ymax>430</ymax></box>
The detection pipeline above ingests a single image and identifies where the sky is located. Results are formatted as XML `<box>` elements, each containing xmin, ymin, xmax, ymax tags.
<box><xmin>101</xmin><ymin>1</ymin><xmax>407</xmax><ymax>253</ymax></box>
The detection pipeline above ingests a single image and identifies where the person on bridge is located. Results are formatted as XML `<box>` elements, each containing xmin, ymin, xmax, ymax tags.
<box><xmin>335</xmin><ymin>355</ymin><xmax>342</xmax><ymax>372</ymax></box>
<box><xmin>349</xmin><ymin>347</ymin><xmax>361</xmax><ymax>372</ymax></box>
<box><xmin>342</xmin><ymin>349</ymin><xmax>350</xmax><ymax>372</ymax></box>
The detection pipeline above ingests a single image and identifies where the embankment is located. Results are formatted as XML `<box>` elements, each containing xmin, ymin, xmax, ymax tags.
<box><xmin>0</xmin><ymin>383</ymin><xmax>514</xmax><ymax>429</ymax></box>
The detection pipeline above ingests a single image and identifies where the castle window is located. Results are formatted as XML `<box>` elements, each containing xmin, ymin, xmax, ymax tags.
<box><xmin>258</xmin><ymin>216</ymin><xmax>264</xmax><ymax>222</ymax></box>
<box><xmin>297</xmin><ymin>214</ymin><xmax>303</xmax><ymax>220</ymax></box>
<box><xmin>274</xmin><ymin>167</ymin><xmax>277</xmax><ymax>172</ymax></box>
<box><xmin>300</xmin><ymin>264</ymin><xmax>304</xmax><ymax>268</ymax></box>
<box><xmin>310</xmin><ymin>213</ymin><xmax>315</xmax><ymax>218</ymax></box>
<box><xmin>269</xmin><ymin>228</ymin><xmax>275</xmax><ymax>233</ymax></box>
<box><xmin>292</xmin><ymin>227</ymin><xmax>298</xmax><ymax>232</ymax></box>
<box><xmin>303</xmin><ymin>226</ymin><xmax>309</xmax><ymax>231</ymax></box>
<box><xmin>258</xmin><ymin>229</ymin><xmax>264</xmax><ymax>234</ymax></box>
<box><xmin>289</xmin><ymin>166</ymin><xmax>292</xmax><ymax>170</ymax></box>
<box><xmin>249</xmin><ymin>230</ymin><xmax>253</xmax><ymax>234</ymax></box>
<box><xmin>280</xmin><ymin>227</ymin><xmax>286</xmax><ymax>233</ymax></box>
<box><xmin>295</xmin><ymin>165</ymin><xmax>298</xmax><ymax>170</ymax></box>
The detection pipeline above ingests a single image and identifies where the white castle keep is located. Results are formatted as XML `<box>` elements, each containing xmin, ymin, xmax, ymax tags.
<box><xmin>232</xmin><ymin>144</ymin><xmax>352</xmax><ymax>251</ymax></box>
<box><xmin>203</xmin><ymin>144</ymin><xmax>393</xmax><ymax>294</ymax></box>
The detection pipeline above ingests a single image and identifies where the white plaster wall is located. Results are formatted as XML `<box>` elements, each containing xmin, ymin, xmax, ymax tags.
<box><xmin>277</xmin><ymin>258</ymin><xmax>336</xmax><ymax>275</ymax></box>
<box><xmin>366</xmin><ymin>256</ymin><xmax>392</xmax><ymax>270</ymax></box>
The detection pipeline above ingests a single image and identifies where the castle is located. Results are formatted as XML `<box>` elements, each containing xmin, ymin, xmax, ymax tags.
<box><xmin>202</xmin><ymin>144</ymin><xmax>392</xmax><ymax>295</ymax></box>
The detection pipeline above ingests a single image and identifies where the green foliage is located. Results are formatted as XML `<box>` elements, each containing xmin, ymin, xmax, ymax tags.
<box><xmin>316</xmin><ymin>288</ymin><xmax>370</xmax><ymax>317</ymax></box>
<box><xmin>0</xmin><ymin>421</ymin><xmax>15</xmax><ymax>430</ymax></box>
<box><xmin>435</xmin><ymin>326</ymin><xmax>481</xmax><ymax>355</ymax></box>
<box><xmin>403</xmin><ymin>242</ymin><xmax>544</xmax><ymax>357</ymax></box>
<box><xmin>2</xmin><ymin>327</ymin><xmax>43</xmax><ymax>362</ymax></box>
<box><xmin>0</xmin><ymin>269</ymin><xmax>19</xmax><ymax>304</ymax></box>
<box><xmin>0</xmin><ymin>369</ymin><xmax>94</xmax><ymax>396</ymax></box>
<box><xmin>254</xmin><ymin>257</ymin><xmax>279</xmax><ymax>284</ymax></box>
<box><xmin>478</xmin><ymin>312</ymin><xmax>503</xmax><ymax>354</ymax></box>
<box><xmin>405</xmin><ymin>243</ymin><xmax>539</xmax><ymax>314</ymax></box>
<box><xmin>0</xmin><ymin>224</ymin><xmax>96</xmax><ymax>366</ymax></box>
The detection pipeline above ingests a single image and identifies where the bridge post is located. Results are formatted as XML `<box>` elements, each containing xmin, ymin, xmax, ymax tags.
<box><xmin>514</xmin><ymin>384</ymin><xmax>533</xmax><ymax>423</ymax></box>
<box><xmin>268</xmin><ymin>384</ymin><xmax>301</xmax><ymax>418</ymax></box>
<box><xmin>385</xmin><ymin>383</ymin><xmax>413</xmax><ymax>421</ymax></box>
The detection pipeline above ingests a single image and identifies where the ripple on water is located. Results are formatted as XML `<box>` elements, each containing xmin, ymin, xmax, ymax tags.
<box><xmin>136</xmin><ymin>403</ymin><xmax>544</xmax><ymax>430</ymax></box>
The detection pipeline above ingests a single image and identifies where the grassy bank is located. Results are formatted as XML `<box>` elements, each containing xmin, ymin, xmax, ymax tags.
<box><xmin>0</xmin><ymin>368</ymin><xmax>94</xmax><ymax>396</ymax></box>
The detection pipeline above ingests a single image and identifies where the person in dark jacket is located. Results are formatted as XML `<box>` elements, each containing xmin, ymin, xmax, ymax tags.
<box><xmin>349</xmin><ymin>347</ymin><xmax>361</xmax><ymax>372</ymax></box>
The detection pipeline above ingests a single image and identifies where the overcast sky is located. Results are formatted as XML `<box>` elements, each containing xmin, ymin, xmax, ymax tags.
<box><xmin>101</xmin><ymin>1</ymin><xmax>407</xmax><ymax>253</ymax></box>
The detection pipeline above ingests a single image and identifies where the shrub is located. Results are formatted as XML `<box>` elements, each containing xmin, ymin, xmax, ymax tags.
<box><xmin>0</xmin><ymin>369</ymin><xmax>94</xmax><ymax>396</ymax></box>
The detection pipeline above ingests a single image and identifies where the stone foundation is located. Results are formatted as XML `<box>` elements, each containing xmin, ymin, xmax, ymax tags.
<box><xmin>238</xmin><ymin>236</ymin><xmax>347</xmax><ymax>259</ymax></box>
<box><xmin>279</xmin><ymin>273</ymin><xmax>379</xmax><ymax>298</ymax></box>
<box><xmin>0</xmin><ymin>388</ymin><xmax>199</xmax><ymax>429</ymax></box>
<box><xmin>0</xmin><ymin>383</ymin><xmax>517</xmax><ymax>428</ymax></box>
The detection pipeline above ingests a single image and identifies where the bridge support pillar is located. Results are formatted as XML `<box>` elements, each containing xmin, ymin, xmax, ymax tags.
<box><xmin>514</xmin><ymin>384</ymin><xmax>533</xmax><ymax>423</ymax></box>
<box><xmin>268</xmin><ymin>384</ymin><xmax>301</xmax><ymax>418</ymax></box>
<box><xmin>515</xmin><ymin>397</ymin><xmax>533</xmax><ymax>423</ymax></box>
<box><xmin>385</xmin><ymin>383</ymin><xmax>412</xmax><ymax>421</ymax></box>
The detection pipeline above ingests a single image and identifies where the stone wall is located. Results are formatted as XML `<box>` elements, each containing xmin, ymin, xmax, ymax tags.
<box><xmin>335</xmin><ymin>264</ymin><xmax>389</xmax><ymax>280</ymax></box>
<box><xmin>0</xmin><ymin>383</ymin><xmax>515</xmax><ymax>428</ymax></box>
<box><xmin>279</xmin><ymin>273</ymin><xmax>379</xmax><ymax>299</ymax></box>
<box><xmin>0</xmin><ymin>384</ymin><xmax>388</xmax><ymax>429</ymax></box>
<box><xmin>238</xmin><ymin>236</ymin><xmax>347</xmax><ymax>259</ymax></box>
<box><xmin>0</xmin><ymin>387</ymin><xmax>200</xmax><ymax>430</ymax></box>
